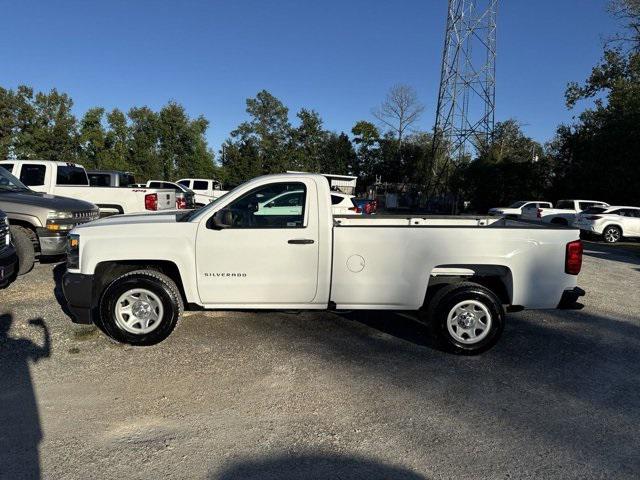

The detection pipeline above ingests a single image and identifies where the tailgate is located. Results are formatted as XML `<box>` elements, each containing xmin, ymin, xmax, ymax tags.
<box><xmin>155</xmin><ymin>189</ymin><xmax>175</xmax><ymax>210</ymax></box>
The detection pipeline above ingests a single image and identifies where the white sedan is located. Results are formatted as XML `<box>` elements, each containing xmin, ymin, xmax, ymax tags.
<box><xmin>575</xmin><ymin>206</ymin><xmax>640</xmax><ymax>243</ymax></box>
<box><xmin>489</xmin><ymin>201</ymin><xmax>552</xmax><ymax>218</ymax></box>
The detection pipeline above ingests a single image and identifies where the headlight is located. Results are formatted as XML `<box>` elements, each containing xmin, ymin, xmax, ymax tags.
<box><xmin>67</xmin><ymin>234</ymin><xmax>80</xmax><ymax>269</ymax></box>
<box><xmin>46</xmin><ymin>211</ymin><xmax>75</xmax><ymax>231</ymax></box>
<box><xmin>2</xmin><ymin>216</ymin><xmax>9</xmax><ymax>246</ymax></box>
<box><xmin>47</xmin><ymin>211</ymin><xmax>74</xmax><ymax>220</ymax></box>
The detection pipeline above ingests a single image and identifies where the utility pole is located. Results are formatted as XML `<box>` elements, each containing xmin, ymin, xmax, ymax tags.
<box><xmin>433</xmin><ymin>0</ymin><xmax>498</xmax><ymax>164</ymax></box>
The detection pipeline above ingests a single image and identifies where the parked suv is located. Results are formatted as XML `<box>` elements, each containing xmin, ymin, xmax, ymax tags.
<box><xmin>575</xmin><ymin>206</ymin><xmax>640</xmax><ymax>243</ymax></box>
<box><xmin>0</xmin><ymin>210</ymin><xmax>18</xmax><ymax>287</ymax></box>
<box><xmin>0</xmin><ymin>166</ymin><xmax>99</xmax><ymax>274</ymax></box>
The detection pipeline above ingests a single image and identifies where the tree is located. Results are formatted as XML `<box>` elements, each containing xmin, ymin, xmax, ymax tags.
<box><xmin>292</xmin><ymin>109</ymin><xmax>327</xmax><ymax>172</ymax></box>
<box><xmin>79</xmin><ymin>107</ymin><xmax>107</xmax><ymax>169</ymax></box>
<box><xmin>607</xmin><ymin>0</ymin><xmax>640</xmax><ymax>50</ymax></box>
<box><xmin>372</xmin><ymin>84</ymin><xmax>424</xmax><ymax>155</ymax></box>
<box><xmin>223</xmin><ymin>90</ymin><xmax>293</xmax><ymax>183</ymax></box>
<box><xmin>351</xmin><ymin>120</ymin><xmax>381</xmax><ymax>186</ymax></box>
<box><xmin>321</xmin><ymin>132</ymin><xmax>356</xmax><ymax>176</ymax></box>
<box><xmin>104</xmin><ymin>109</ymin><xmax>130</xmax><ymax>171</ymax></box>
<box><xmin>127</xmin><ymin>106</ymin><xmax>160</xmax><ymax>180</ymax></box>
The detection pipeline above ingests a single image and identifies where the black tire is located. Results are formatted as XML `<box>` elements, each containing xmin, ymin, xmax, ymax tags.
<box><xmin>424</xmin><ymin>282</ymin><xmax>505</xmax><ymax>355</ymax></box>
<box><xmin>10</xmin><ymin>225</ymin><xmax>36</xmax><ymax>275</ymax></box>
<box><xmin>602</xmin><ymin>225</ymin><xmax>622</xmax><ymax>244</ymax></box>
<box><xmin>98</xmin><ymin>270</ymin><xmax>184</xmax><ymax>346</ymax></box>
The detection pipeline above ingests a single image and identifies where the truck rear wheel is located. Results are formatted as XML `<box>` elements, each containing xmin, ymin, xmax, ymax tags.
<box><xmin>98</xmin><ymin>270</ymin><xmax>183</xmax><ymax>345</ymax></box>
<box><xmin>424</xmin><ymin>282</ymin><xmax>505</xmax><ymax>355</ymax></box>
<box><xmin>10</xmin><ymin>225</ymin><xmax>35</xmax><ymax>275</ymax></box>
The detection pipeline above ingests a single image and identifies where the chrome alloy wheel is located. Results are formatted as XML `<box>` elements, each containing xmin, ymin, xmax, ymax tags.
<box><xmin>447</xmin><ymin>300</ymin><xmax>492</xmax><ymax>344</ymax></box>
<box><xmin>114</xmin><ymin>288</ymin><xmax>164</xmax><ymax>335</ymax></box>
<box><xmin>604</xmin><ymin>227</ymin><xmax>621</xmax><ymax>243</ymax></box>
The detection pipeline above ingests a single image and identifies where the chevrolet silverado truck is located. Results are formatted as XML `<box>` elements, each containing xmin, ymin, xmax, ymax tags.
<box><xmin>0</xmin><ymin>160</ymin><xmax>176</xmax><ymax>216</ymax></box>
<box><xmin>0</xmin><ymin>166</ymin><xmax>99</xmax><ymax>274</ymax></box>
<box><xmin>0</xmin><ymin>210</ymin><xmax>18</xmax><ymax>287</ymax></box>
<box><xmin>62</xmin><ymin>173</ymin><xmax>585</xmax><ymax>355</ymax></box>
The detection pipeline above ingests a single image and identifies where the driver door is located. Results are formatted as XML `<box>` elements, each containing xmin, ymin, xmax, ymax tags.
<box><xmin>195</xmin><ymin>180</ymin><xmax>319</xmax><ymax>305</ymax></box>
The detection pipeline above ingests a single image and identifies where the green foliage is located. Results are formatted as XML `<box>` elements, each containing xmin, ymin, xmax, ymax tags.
<box><xmin>0</xmin><ymin>85</ymin><xmax>217</xmax><ymax>182</ymax></box>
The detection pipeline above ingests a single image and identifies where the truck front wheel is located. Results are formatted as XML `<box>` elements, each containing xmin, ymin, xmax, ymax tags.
<box><xmin>10</xmin><ymin>225</ymin><xmax>36</xmax><ymax>275</ymax></box>
<box><xmin>424</xmin><ymin>282</ymin><xmax>505</xmax><ymax>355</ymax></box>
<box><xmin>98</xmin><ymin>270</ymin><xmax>183</xmax><ymax>345</ymax></box>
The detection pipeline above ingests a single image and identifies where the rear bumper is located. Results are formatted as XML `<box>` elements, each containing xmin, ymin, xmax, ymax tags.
<box><xmin>557</xmin><ymin>287</ymin><xmax>586</xmax><ymax>309</ymax></box>
<box><xmin>0</xmin><ymin>245</ymin><xmax>18</xmax><ymax>286</ymax></box>
<box><xmin>62</xmin><ymin>272</ymin><xmax>95</xmax><ymax>324</ymax></box>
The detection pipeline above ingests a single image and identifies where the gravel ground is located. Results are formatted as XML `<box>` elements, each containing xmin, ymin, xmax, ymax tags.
<box><xmin>1</xmin><ymin>241</ymin><xmax>639</xmax><ymax>480</ymax></box>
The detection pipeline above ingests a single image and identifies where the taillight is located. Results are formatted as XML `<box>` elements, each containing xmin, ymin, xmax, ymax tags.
<box><xmin>176</xmin><ymin>197</ymin><xmax>187</xmax><ymax>209</ymax></box>
<box><xmin>565</xmin><ymin>240</ymin><xmax>583</xmax><ymax>275</ymax></box>
<box><xmin>537</xmin><ymin>208</ymin><xmax>542</xmax><ymax>219</ymax></box>
<box><xmin>364</xmin><ymin>202</ymin><xmax>373</xmax><ymax>214</ymax></box>
<box><xmin>145</xmin><ymin>193</ymin><xmax>158</xmax><ymax>211</ymax></box>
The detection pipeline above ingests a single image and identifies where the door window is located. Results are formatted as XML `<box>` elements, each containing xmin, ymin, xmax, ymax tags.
<box><xmin>212</xmin><ymin>182</ymin><xmax>306</xmax><ymax>229</ymax></box>
<box><xmin>89</xmin><ymin>173</ymin><xmax>111</xmax><ymax>186</ymax></box>
<box><xmin>193</xmin><ymin>180</ymin><xmax>208</xmax><ymax>191</ymax></box>
<box><xmin>20</xmin><ymin>164</ymin><xmax>46</xmax><ymax>186</ymax></box>
<box><xmin>178</xmin><ymin>180</ymin><xmax>190</xmax><ymax>187</ymax></box>
<box><xmin>0</xmin><ymin>163</ymin><xmax>14</xmax><ymax>173</ymax></box>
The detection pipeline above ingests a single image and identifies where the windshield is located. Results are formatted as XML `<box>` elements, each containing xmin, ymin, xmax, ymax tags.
<box><xmin>0</xmin><ymin>166</ymin><xmax>31</xmax><ymax>192</ymax></box>
<box><xmin>508</xmin><ymin>201</ymin><xmax>527</xmax><ymax>208</ymax></box>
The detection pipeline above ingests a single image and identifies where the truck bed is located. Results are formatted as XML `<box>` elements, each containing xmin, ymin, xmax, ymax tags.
<box><xmin>333</xmin><ymin>214</ymin><xmax>570</xmax><ymax>229</ymax></box>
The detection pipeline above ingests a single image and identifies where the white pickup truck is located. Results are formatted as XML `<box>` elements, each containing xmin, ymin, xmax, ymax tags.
<box><xmin>176</xmin><ymin>178</ymin><xmax>228</xmax><ymax>206</ymax></box>
<box><xmin>62</xmin><ymin>173</ymin><xmax>585</xmax><ymax>355</ymax></box>
<box><xmin>0</xmin><ymin>160</ymin><xmax>176</xmax><ymax>216</ymax></box>
<box><xmin>521</xmin><ymin>199</ymin><xmax>609</xmax><ymax>226</ymax></box>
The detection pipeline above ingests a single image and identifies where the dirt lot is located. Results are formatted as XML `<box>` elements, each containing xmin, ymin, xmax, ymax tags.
<box><xmin>1</xmin><ymin>241</ymin><xmax>640</xmax><ymax>479</ymax></box>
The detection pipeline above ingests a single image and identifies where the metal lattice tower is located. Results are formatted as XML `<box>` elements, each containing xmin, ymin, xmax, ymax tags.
<box><xmin>434</xmin><ymin>0</ymin><xmax>497</xmax><ymax>163</ymax></box>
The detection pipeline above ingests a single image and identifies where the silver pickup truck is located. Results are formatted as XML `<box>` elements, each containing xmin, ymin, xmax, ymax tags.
<box><xmin>0</xmin><ymin>166</ymin><xmax>99</xmax><ymax>275</ymax></box>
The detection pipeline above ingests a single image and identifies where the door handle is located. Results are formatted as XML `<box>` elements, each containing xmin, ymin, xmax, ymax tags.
<box><xmin>288</xmin><ymin>239</ymin><xmax>315</xmax><ymax>244</ymax></box>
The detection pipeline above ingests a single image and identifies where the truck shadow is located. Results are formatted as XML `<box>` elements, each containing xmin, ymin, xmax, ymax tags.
<box><xmin>211</xmin><ymin>453</ymin><xmax>427</xmax><ymax>479</ymax></box>
<box><xmin>583</xmin><ymin>242</ymin><xmax>640</xmax><ymax>266</ymax></box>
<box><xmin>0</xmin><ymin>314</ymin><xmax>51</xmax><ymax>480</ymax></box>
<box><xmin>253</xmin><ymin>306</ymin><xmax>640</xmax><ymax>476</ymax></box>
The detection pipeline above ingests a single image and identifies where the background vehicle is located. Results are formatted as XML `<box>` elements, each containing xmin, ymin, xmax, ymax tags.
<box><xmin>0</xmin><ymin>160</ymin><xmax>176</xmax><ymax>216</ymax></box>
<box><xmin>331</xmin><ymin>193</ymin><xmax>363</xmax><ymax>215</ymax></box>
<box><xmin>63</xmin><ymin>173</ymin><xmax>584</xmax><ymax>355</ymax></box>
<box><xmin>0</xmin><ymin>166</ymin><xmax>98</xmax><ymax>274</ymax></box>
<box><xmin>521</xmin><ymin>199</ymin><xmax>609</xmax><ymax>225</ymax></box>
<box><xmin>177</xmin><ymin>178</ymin><xmax>227</xmax><ymax>206</ymax></box>
<box><xmin>87</xmin><ymin>170</ymin><xmax>136</xmax><ymax>187</ymax></box>
<box><xmin>489</xmin><ymin>201</ymin><xmax>552</xmax><ymax>218</ymax></box>
<box><xmin>353</xmin><ymin>198</ymin><xmax>378</xmax><ymax>215</ymax></box>
<box><xmin>575</xmin><ymin>206</ymin><xmax>640</xmax><ymax>243</ymax></box>
<box><xmin>0</xmin><ymin>210</ymin><xmax>18</xmax><ymax>287</ymax></box>
<box><xmin>146</xmin><ymin>180</ymin><xmax>195</xmax><ymax>209</ymax></box>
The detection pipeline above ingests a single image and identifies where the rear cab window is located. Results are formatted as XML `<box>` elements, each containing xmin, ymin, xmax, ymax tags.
<box><xmin>556</xmin><ymin>201</ymin><xmax>574</xmax><ymax>210</ymax></box>
<box><xmin>0</xmin><ymin>163</ymin><xmax>14</xmax><ymax>174</ymax></box>
<box><xmin>331</xmin><ymin>195</ymin><xmax>345</xmax><ymax>205</ymax></box>
<box><xmin>57</xmin><ymin>165</ymin><xmax>89</xmax><ymax>186</ymax></box>
<box><xmin>89</xmin><ymin>173</ymin><xmax>111</xmax><ymax>186</ymax></box>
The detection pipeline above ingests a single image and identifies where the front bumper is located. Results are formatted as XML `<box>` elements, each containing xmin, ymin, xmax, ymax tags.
<box><xmin>0</xmin><ymin>245</ymin><xmax>18</xmax><ymax>286</ymax></box>
<box><xmin>36</xmin><ymin>228</ymin><xmax>68</xmax><ymax>256</ymax></box>
<box><xmin>557</xmin><ymin>287</ymin><xmax>586</xmax><ymax>309</ymax></box>
<box><xmin>62</xmin><ymin>272</ymin><xmax>95</xmax><ymax>324</ymax></box>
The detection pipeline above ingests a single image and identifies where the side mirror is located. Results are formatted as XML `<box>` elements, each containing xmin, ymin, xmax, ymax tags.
<box><xmin>211</xmin><ymin>210</ymin><xmax>231</xmax><ymax>230</ymax></box>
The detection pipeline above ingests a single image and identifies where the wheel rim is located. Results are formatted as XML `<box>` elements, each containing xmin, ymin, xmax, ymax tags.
<box><xmin>114</xmin><ymin>288</ymin><xmax>164</xmax><ymax>335</ymax></box>
<box><xmin>605</xmin><ymin>228</ymin><xmax>620</xmax><ymax>243</ymax></box>
<box><xmin>446</xmin><ymin>300</ymin><xmax>492</xmax><ymax>345</ymax></box>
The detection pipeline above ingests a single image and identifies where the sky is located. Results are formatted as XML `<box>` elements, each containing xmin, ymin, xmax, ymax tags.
<box><xmin>0</xmin><ymin>0</ymin><xmax>622</xmax><ymax>153</ymax></box>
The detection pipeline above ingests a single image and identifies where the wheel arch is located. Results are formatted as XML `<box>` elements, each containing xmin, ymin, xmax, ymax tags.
<box><xmin>425</xmin><ymin>264</ymin><xmax>513</xmax><ymax>308</ymax></box>
<box><xmin>603</xmin><ymin>223</ymin><xmax>624</xmax><ymax>235</ymax></box>
<box><xmin>94</xmin><ymin>260</ymin><xmax>188</xmax><ymax>307</ymax></box>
